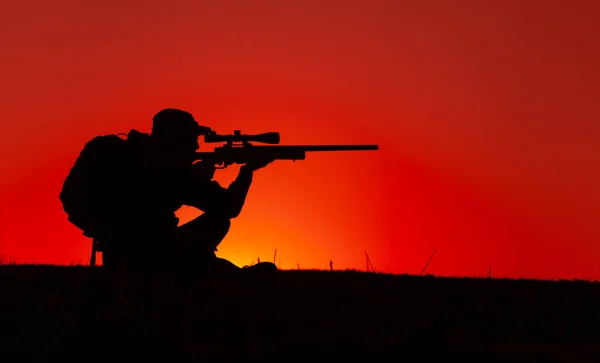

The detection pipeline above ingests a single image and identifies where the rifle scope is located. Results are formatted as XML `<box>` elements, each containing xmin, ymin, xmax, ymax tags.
<box><xmin>204</xmin><ymin>130</ymin><xmax>280</xmax><ymax>144</ymax></box>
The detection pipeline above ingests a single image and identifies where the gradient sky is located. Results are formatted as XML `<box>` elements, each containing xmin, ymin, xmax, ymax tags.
<box><xmin>1</xmin><ymin>1</ymin><xmax>598</xmax><ymax>280</ymax></box>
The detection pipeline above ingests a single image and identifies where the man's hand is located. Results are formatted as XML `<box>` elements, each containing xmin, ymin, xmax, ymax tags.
<box><xmin>242</xmin><ymin>157</ymin><xmax>275</xmax><ymax>172</ymax></box>
<box><xmin>192</xmin><ymin>161</ymin><xmax>217</xmax><ymax>180</ymax></box>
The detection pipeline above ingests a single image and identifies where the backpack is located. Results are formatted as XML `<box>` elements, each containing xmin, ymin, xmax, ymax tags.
<box><xmin>59</xmin><ymin>133</ymin><xmax>131</xmax><ymax>241</ymax></box>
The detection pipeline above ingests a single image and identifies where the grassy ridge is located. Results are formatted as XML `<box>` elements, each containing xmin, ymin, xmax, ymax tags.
<box><xmin>1</xmin><ymin>265</ymin><xmax>599</xmax><ymax>360</ymax></box>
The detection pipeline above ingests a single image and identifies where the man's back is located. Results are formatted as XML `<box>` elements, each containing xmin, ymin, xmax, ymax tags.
<box><xmin>60</xmin><ymin>129</ymin><xmax>191</xmax><ymax>268</ymax></box>
<box><xmin>102</xmin><ymin>130</ymin><xmax>189</xmax><ymax>266</ymax></box>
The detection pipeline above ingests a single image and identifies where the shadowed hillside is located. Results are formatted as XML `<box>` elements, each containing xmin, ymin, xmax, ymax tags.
<box><xmin>1</xmin><ymin>265</ymin><xmax>599</xmax><ymax>360</ymax></box>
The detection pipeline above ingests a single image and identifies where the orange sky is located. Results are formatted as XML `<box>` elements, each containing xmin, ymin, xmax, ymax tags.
<box><xmin>1</xmin><ymin>1</ymin><xmax>599</xmax><ymax>280</ymax></box>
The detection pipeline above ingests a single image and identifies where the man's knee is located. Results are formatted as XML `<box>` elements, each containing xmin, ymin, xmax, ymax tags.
<box><xmin>201</xmin><ymin>214</ymin><xmax>230</xmax><ymax>254</ymax></box>
<box><xmin>211</xmin><ymin>213</ymin><xmax>231</xmax><ymax>231</ymax></box>
<box><xmin>199</xmin><ymin>213</ymin><xmax>231</xmax><ymax>239</ymax></box>
<box><xmin>177</xmin><ymin>213</ymin><xmax>231</xmax><ymax>251</ymax></box>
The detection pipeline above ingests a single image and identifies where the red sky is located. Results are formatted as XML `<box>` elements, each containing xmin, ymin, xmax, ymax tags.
<box><xmin>1</xmin><ymin>1</ymin><xmax>599</xmax><ymax>280</ymax></box>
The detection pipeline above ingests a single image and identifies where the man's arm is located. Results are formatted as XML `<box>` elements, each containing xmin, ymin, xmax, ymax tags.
<box><xmin>181</xmin><ymin>165</ymin><xmax>254</xmax><ymax>218</ymax></box>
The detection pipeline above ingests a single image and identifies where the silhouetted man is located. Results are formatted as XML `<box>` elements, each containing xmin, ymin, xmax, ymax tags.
<box><xmin>60</xmin><ymin>108</ymin><xmax>277</xmax><ymax>275</ymax></box>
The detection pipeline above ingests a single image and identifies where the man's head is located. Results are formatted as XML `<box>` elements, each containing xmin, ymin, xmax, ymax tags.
<box><xmin>150</xmin><ymin>108</ymin><xmax>211</xmax><ymax>164</ymax></box>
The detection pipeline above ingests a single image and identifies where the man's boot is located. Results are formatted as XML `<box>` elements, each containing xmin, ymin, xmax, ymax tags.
<box><xmin>242</xmin><ymin>261</ymin><xmax>278</xmax><ymax>274</ymax></box>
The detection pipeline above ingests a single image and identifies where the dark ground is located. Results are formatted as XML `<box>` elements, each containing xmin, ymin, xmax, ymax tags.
<box><xmin>0</xmin><ymin>265</ymin><xmax>599</xmax><ymax>361</ymax></box>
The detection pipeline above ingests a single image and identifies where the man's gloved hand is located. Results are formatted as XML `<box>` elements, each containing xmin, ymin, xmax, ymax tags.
<box><xmin>192</xmin><ymin>161</ymin><xmax>217</xmax><ymax>180</ymax></box>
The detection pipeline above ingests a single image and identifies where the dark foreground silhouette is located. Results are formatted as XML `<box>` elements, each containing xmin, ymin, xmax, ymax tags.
<box><xmin>1</xmin><ymin>266</ymin><xmax>599</xmax><ymax>360</ymax></box>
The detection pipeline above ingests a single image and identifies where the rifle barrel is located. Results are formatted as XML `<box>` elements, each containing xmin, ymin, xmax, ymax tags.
<box><xmin>253</xmin><ymin>145</ymin><xmax>379</xmax><ymax>151</ymax></box>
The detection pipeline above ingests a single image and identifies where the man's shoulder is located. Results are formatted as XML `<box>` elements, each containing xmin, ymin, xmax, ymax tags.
<box><xmin>86</xmin><ymin>133</ymin><xmax>126</xmax><ymax>145</ymax></box>
<box><xmin>79</xmin><ymin>133</ymin><xmax>128</xmax><ymax>158</ymax></box>
<box><xmin>126</xmin><ymin>128</ymin><xmax>150</xmax><ymax>141</ymax></box>
<box><xmin>77</xmin><ymin>129</ymin><xmax>150</xmax><ymax>165</ymax></box>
